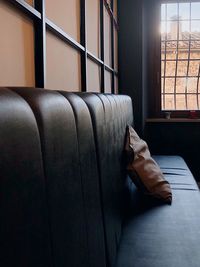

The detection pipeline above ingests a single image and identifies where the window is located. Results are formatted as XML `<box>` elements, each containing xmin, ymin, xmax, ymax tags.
<box><xmin>161</xmin><ymin>2</ymin><xmax>200</xmax><ymax>110</ymax></box>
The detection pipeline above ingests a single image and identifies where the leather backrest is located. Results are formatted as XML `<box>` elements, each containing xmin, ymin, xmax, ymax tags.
<box><xmin>58</xmin><ymin>91</ymin><xmax>107</xmax><ymax>267</ymax></box>
<box><xmin>76</xmin><ymin>93</ymin><xmax>133</xmax><ymax>267</ymax></box>
<box><xmin>0</xmin><ymin>88</ymin><xmax>52</xmax><ymax>267</ymax></box>
<box><xmin>9</xmin><ymin>88</ymin><xmax>107</xmax><ymax>267</ymax></box>
<box><xmin>1</xmin><ymin>87</ymin><xmax>133</xmax><ymax>267</ymax></box>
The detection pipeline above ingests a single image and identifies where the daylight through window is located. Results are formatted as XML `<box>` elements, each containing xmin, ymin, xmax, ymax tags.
<box><xmin>161</xmin><ymin>2</ymin><xmax>200</xmax><ymax>110</ymax></box>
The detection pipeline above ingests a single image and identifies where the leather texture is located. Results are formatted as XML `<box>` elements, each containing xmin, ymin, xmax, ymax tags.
<box><xmin>58</xmin><ymin>91</ymin><xmax>107</xmax><ymax>267</ymax></box>
<box><xmin>77</xmin><ymin>93</ymin><xmax>133</xmax><ymax>267</ymax></box>
<box><xmin>115</xmin><ymin>156</ymin><xmax>200</xmax><ymax>267</ymax></box>
<box><xmin>1</xmin><ymin>87</ymin><xmax>200</xmax><ymax>267</ymax></box>
<box><xmin>0</xmin><ymin>88</ymin><xmax>52</xmax><ymax>267</ymax></box>
<box><xmin>9</xmin><ymin>87</ymin><xmax>106</xmax><ymax>267</ymax></box>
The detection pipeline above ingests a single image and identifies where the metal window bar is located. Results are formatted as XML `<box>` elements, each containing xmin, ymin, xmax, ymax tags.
<box><xmin>162</xmin><ymin>4</ymin><xmax>167</xmax><ymax>109</ymax></box>
<box><xmin>162</xmin><ymin>19</ymin><xmax>200</xmax><ymax>22</ymax></box>
<box><xmin>111</xmin><ymin>0</ymin><xmax>115</xmax><ymax>94</ymax></box>
<box><xmin>162</xmin><ymin>75</ymin><xmax>200</xmax><ymax>78</ymax></box>
<box><xmin>184</xmin><ymin>2</ymin><xmax>192</xmax><ymax>110</ymax></box>
<box><xmin>173</xmin><ymin>3</ymin><xmax>180</xmax><ymax>110</ymax></box>
<box><xmin>197</xmin><ymin>63</ymin><xmax>200</xmax><ymax>108</ymax></box>
<box><xmin>162</xmin><ymin>59</ymin><xmax>200</xmax><ymax>62</ymax></box>
<box><xmin>162</xmin><ymin>1</ymin><xmax>200</xmax><ymax>110</ymax></box>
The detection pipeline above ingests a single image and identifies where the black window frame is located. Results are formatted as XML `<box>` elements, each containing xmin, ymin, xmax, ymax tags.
<box><xmin>150</xmin><ymin>0</ymin><xmax>200</xmax><ymax>118</ymax></box>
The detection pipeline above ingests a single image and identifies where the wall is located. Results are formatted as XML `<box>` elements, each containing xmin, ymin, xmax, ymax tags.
<box><xmin>0</xmin><ymin>1</ymin><xmax>35</xmax><ymax>87</ymax></box>
<box><xmin>145</xmin><ymin>121</ymin><xmax>200</xmax><ymax>180</ymax></box>
<box><xmin>0</xmin><ymin>0</ymin><xmax>118</xmax><ymax>93</ymax></box>
<box><xmin>118</xmin><ymin>0</ymin><xmax>144</xmax><ymax>135</ymax></box>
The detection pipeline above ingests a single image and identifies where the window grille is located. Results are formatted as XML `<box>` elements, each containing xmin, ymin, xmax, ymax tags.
<box><xmin>161</xmin><ymin>2</ymin><xmax>200</xmax><ymax>110</ymax></box>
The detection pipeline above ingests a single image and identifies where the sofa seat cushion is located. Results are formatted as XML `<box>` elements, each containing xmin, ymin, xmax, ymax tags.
<box><xmin>116</xmin><ymin>156</ymin><xmax>200</xmax><ymax>267</ymax></box>
<box><xmin>153</xmin><ymin>156</ymin><xmax>198</xmax><ymax>190</ymax></box>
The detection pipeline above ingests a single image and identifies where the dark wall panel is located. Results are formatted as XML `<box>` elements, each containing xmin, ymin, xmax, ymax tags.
<box><xmin>118</xmin><ymin>0</ymin><xmax>144</xmax><ymax>134</ymax></box>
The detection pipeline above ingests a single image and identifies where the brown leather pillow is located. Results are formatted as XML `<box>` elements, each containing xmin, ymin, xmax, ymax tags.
<box><xmin>125</xmin><ymin>125</ymin><xmax>172</xmax><ymax>204</ymax></box>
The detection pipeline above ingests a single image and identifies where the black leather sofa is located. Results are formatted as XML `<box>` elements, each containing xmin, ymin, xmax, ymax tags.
<box><xmin>0</xmin><ymin>87</ymin><xmax>200</xmax><ymax>267</ymax></box>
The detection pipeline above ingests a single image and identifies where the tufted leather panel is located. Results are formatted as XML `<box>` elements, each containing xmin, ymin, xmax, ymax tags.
<box><xmin>58</xmin><ymin>91</ymin><xmax>107</xmax><ymax>267</ymax></box>
<box><xmin>9</xmin><ymin>88</ymin><xmax>90</xmax><ymax>267</ymax></box>
<box><xmin>0</xmin><ymin>88</ymin><xmax>52</xmax><ymax>267</ymax></box>
<box><xmin>77</xmin><ymin>93</ymin><xmax>133</xmax><ymax>267</ymax></box>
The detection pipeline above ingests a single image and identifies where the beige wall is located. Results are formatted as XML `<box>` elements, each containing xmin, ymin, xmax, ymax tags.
<box><xmin>46</xmin><ymin>0</ymin><xmax>80</xmax><ymax>42</ymax></box>
<box><xmin>25</xmin><ymin>0</ymin><xmax>34</xmax><ymax>6</ymax></box>
<box><xmin>0</xmin><ymin>1</ymin><xmax>118</xmax><ymax>92</ymax></box>
<box><xmin>0</xmin><ymin>1</ymin><xmax>35</xmax><ymax>87</ymax></box>
<box><xmin>104</xmin><ymin>6</ymin><xmax>112</xmax><ymax>67</ymax></box>
<box><xmin>46</xmin><ymin>31</ymin><xmax>81</xmax><ymax>92</ymax></box>
<box><xmin>114</xmin><ymin>0</ymin><xmax>118</xmax><ymax>21</ymax></box>
<box><xmin>114</xmin><ymin>28</ymin><xmax>118</xmax><ymax>71</ymax></box>
<box><xmin>115</xmin><ymin>76</ymin><xmax>118</xmax><ymax>94</ymax></box>
<box><xmin>87</xmin><ymin>59</ymin><xmax>101</xmax><ymax>92</ymax></box>
<box><xmin>86</xmin><ymin>0</ymin><xmax>101</xmax><ymax>58</ymax></box>
<box><xmin>105</xmin><ymin>71</ymin><xmax>112</xmax><ymax>93</ymax></box>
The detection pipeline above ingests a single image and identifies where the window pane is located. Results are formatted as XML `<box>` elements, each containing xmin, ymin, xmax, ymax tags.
<box><xmin>161</xmin><ymin>22</ymin><xmax>166</xmax><ymax>40</ymax></box>
<box><xmin>188</xmin><ymin>61</ymin><xmax>200</xmax><ymax>76</ymax></box>
<box><xmin>180</xmin><ymin>21</ymin><xmax>190</xmax><ymax>40</ymax></box>
<box><xmin>176</xmin><ymin>94</ymin><xmax>186</xmax><ymax>110</ymax></box>
<box><xmin>187</xmin><ymin>77</ymin><xmax>198</xmax><ymax>93</ymax></box>
<box><xmin>191</xmin><ymin>21</ymin><xmax>200</xmax><ymax>38</ymax></box>
<box><xmin>165</xmin><ymin>94</ymin><xmax>175</xmax><ymax>110</ymax></box>
<box><xmin>190</xmin><ymin>41</ymin><xmax>200</xmax><ymax>59</ymax></box>
<box><xmin>198</xmin><ymin>79</ymin><xmax>200</xmax><ymax>93</ymax></box>
<box><xmin>166</xmin><ymin>61</ymin><xmax>176</xmax><ymax>76</ymax></box>
<box><xmin>165</xmin><ymin>78</ymin><xmax>175</xmax><ymax>93</ymax></box>
<box><xmin>167</xmin><ymin>4</ymin><xmax>178</xmax><ymax>20</ymax></box>
<box><xmin>162</xmin><ymin>94</ymin><xmax>165</xmax><ymax>109</ymax></box>
<box><xmin>161</xmin><ymin>42</ymin><xmax>165</xmax><ymax>59</ymax></box>
<box><xmin>177</xmin><ymin>61</ymin><xmax>188</xmax><ymax>76</ymax></box>
<box><xmin>161</xmin><ymin>4</ymin><xmax>166</xmax><ymax>21</ymax></box>
<box><xmin>161</xmin><ymin>2</ymin><xmax>200</xmax><ymax>111</ymax></box>
<box><xmin>166</xmin><ymin>41</ymin><xmax>177</xmax><ymax>60</ymax></box>
<box><xmin>187</xmin><ymin>94</ymin><xmax>198</xmax><ymax>109</ymax></box>
<box><xmin>166</xmin><ymin>41</ymin><xmax>177</xmax><ymax>49</ymax></box>
<box><xmin>161</xmin><ymin>78</ymin><xmax>164</xmax><ymax>93</ymax></box>
<box><xmin>176</xmin><ymin>78</ymin><xmax>187</xmax><ymax>93</ymax></box>
<box><xmin>179</xmin><ymin>3</ymin><xmax>190</xmax><ymax>20</ymax></box>
<box><xmin>161</xmin><ymin>61</ymin><xmax>165</xmax><ymax>76</ymax></box>
<box><xmin>178</xmin><ymin>41</ymin><xmax>189</xmax><ymax>59</ymax></box>
<box><xmin>167</xmin><ymin>21</ymin><xmax>177</xmax><ymax>40</ymax></box>
<box><xmin>191</xmin><ymin>3</ymin><xmax>200</xmax><ymax>19</ymax></box>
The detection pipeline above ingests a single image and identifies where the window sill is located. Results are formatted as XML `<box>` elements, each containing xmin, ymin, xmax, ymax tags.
<box><xmin>146</xmin><ymin>118</ymin><xmax>200</xmax><ymax>123</ymax></box>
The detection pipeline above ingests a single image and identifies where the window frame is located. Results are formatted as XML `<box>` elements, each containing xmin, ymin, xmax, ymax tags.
<box><xmin>152</xmin><ymin>0</ymin><xmax>200</xmax><ymax>118</ymax></box>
